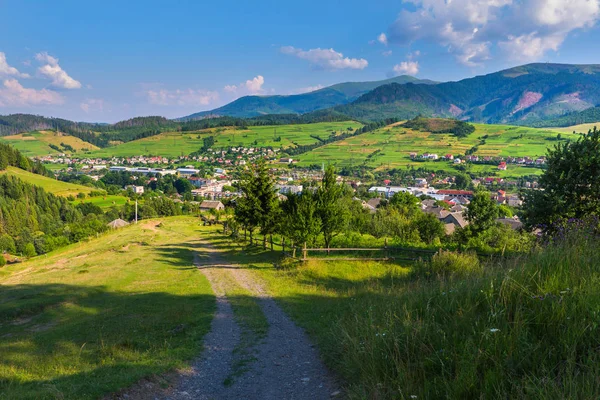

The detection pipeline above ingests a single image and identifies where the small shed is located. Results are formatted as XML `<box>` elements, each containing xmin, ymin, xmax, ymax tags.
<box><xmin>199</xmin><ymin>200</ymin><xmax>225</xmax><ymax>211</ymax></box>
<box><xmin>107</xmin><ymin>219</ymin><xmax>129</xmax><ymax>229</ymax></box>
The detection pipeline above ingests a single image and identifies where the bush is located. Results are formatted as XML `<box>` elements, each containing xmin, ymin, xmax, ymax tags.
<box><xmin>427</xmin><ymin>250</ymin><xmax>481</xmax><ymax>276</ymax></box>
<box><xmin>0</xmin><ymin>256</ymin><xmax>5</xmax><ymax>267</ymax></box>
<box><xmin>23</xmin><ymin>243</ymin><xmax>37</xmax><ymax>258</ymax></box>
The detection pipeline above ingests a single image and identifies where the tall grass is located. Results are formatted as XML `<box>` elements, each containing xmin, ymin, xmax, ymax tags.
<box><xmin>254</xmin><ymin>230</ymin><xmax>600</xmax><ymax>398</ymax></box>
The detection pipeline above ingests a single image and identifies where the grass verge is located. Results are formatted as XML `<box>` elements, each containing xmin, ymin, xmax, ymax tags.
<box><xmin>0</xmin><ymin>217</ymin><xmax>215</xmax><ymax>400</ymax></box>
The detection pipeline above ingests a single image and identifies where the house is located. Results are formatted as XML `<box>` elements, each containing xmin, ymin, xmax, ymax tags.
<box><xmin>276</xmin><ymin>184</ymin><xmax>303</xmax><ymax>195</ymax></box>
<box><xmin>177</xmin><ymin>168</ymin><xmax>200</xmax><ymax>176</ymax></box>
<box><xmin>279</xmin><ymin>158</ymin><xmax>293</xmax><ymax>164</ymax></box>
<box><xmin>508</xmin><ymin>196</ymin><xmax>523</xmax><ymax>207</ymax></box>
<box><xmin>454</xmin><ymin>158</ymin><xmax>462</xmax><ymax>164</ymax></box>
<box><xmin>188</xmin><ymin>177</ymin><xmax>210</xmax><ymax>188</ymax></box>
<box><xmin>367</xmin><ymin>198</ymin><xmax>382</xmax><ymax>209</ymax></box>
<box><xmin>415</xmin><ymin>178</ymin><xmax>428</xmax><ymax>187</ymax></box>
<box><xmin>125</xmin><ymin>185</ymin><xmax>144</xmax><ymax>194</ymax></box>
<box><xmin>199</xmin><ymin>200</ymin><xmax>225</xmax><ymax>211</ymax></box>
<box><xmin>498</xmin><ymin>162</ymin><xmax>507</xmax><ymax>170</ymax></box>
<box><xmin>423</xmin><ymin>206</ymin><xmax>451</xmax><ymax>219</ymax></box>
<box><xmin>445</xmin><ymin>154</ymin><xmax>454</xmax><ymax>160</ymax></box>
<box><xmin>442</xmin><ymin>212</ymin><xmax>469</xmax><ymax>234</ymax></box>
<box><xmin>436</xmin><ymin>190</ymin><xmax>474</xmax><ymax>201</ymax></box>
<box><xmin>497</xmin><ymin>218</ymin><xmax>523</xmax><ymax>230</ymax></box>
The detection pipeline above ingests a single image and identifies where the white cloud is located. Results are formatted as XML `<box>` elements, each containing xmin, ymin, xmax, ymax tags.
<box><xmin>291</xmin><ymin>84</ymin><xmax>325</xmax><ymax>94</ymax></box>
<box><xmin>80</xmin><ymin>98</ymin><xmax>105</xmax><ymax>113</ymax></box>
<box><xmin>281</xmin><ymin>46</ymin><xmax>368</xmax><ymax>70</ymax></box>
<box><xmin>378</xmin><ymin>33</ymin><xmax>388</xmax><ymax>46</ymax></box>
<box><xmin>146</xmin><ymin>88</ymin><xmax>219</xmax><ymax>106</ymax></box>
<box><xmin>387</xmin><ymin>0</ymin><xmax>600</xmax><ymax>65</ymax></box>
<box><xmin>0</xmin><ymin>53</ymin><xmax>29</xmax><ymax>78</ymax></box>
<box><xmin>393</xmin><ymin>61</ymin><xmax>420</xmax><ymax>76</ymax></box>
<box><xmin>224</xmin><ymin>75</ymin><xmax>266</xmax><ymax>95</ymax></box>
<box><xmin>382</xmin><ymin>50</ymin><xmax>393</xmax><ymax>57</ymax></box>
<box><xmin>0</xmin><ymin>79</ymin><xmax>64</xmax><ymax>107</ymax></box>
<box><xmin>35</xmin><ymin>52</ymin><xmax>82</xmax><ymax>89</ymax></box>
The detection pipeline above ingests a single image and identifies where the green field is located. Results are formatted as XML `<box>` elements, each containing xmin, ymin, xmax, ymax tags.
<box><xmin>86</xmin><ymin>121</ymin><xmax>363</xmax><ymax>158</ymax></box>
<box><xmin>0</xmin><ymin>217</ymin><xmax>215</xmax><ymax>399</ymax></box>
<box><xmin>72</xmin><ymin>194</ymin><xmax>131</xmax><ymax>209</ymax></box>
<box><xmin>0</xmin><ymin>167</ymin><xmax>95</xmax><ymax>197</ymax></box>
<box><xmin>0</xmin><ymin>131</ymin><xmax>99</xmax><ymax>157</ymax></box>
<box><xmin>296</xmin><ymin>123</ymin><xmax>568</xmax><ymax>177</ymax></box>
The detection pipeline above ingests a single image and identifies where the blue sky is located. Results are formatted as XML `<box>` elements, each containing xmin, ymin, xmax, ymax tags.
<box><xmin>1</xmin><ymin>0</ymin><xmax>599</xmax><ymax>122</ymax></box>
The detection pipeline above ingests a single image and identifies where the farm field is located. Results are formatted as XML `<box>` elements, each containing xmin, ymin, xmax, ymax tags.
<box><xmin>0</xmin><ymin>167</ymin><xmax>95</xmax><ymax>197</ymax></box>
<box><xmin>0</xmin><ymin>217</ymin><xmax>215</xmax><ymax>400</ymax></box>
<box><xmin>550</xmin><ymin>122</ymin><xmax>600</xmax><ymax>134</ymax></box>
<box><xmin>296</xmin><ymin>123</ymin><xmax>568</xmax><ymax>177</ymax></box>
<box><xmin>86</xmin><ymin>121</ymin><xmax>363</xmax><ymax>158</ymax></box>
<box><xmin>0</xmin><ymin>130</ymin><xmax>98</xmax><ymax>157</ymax></box>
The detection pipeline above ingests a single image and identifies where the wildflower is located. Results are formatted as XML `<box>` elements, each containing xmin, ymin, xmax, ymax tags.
<box><xmin>489</xmin><ymin>328</ymin><xmax>500</xmax><ymax>333</ymax></box>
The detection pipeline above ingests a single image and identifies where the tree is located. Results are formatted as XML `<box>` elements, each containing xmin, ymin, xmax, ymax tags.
<box><xmin>254</xmin><ymin>160</ymin><xmax>279</xmax><ymax>249</ymax></box>
<box><xmin>465</xmin><ymin>191</ymin><xmax>498</xmax><ymax>235</ymax></box>
<box><xmin>316</xmin><ymin>166</ymin><xmax>350</xmax><ymax>249</ymax></box>
<box><xmin>413</xmin><ymin>212</ymin><xmax>445</xmax><ymax>244</ymax></box>
<box><xmin>388</xmin><ymin>191</ymin><xmax>420</xmax><ymax>214</ymax></box>
<box><xmin>523</xmin><ymin>127</ymin><xmax>600</xmax><ymax>231</ymax></box>
<box><xmin>174</xmin><ymin>178</ymin><xmax>193</xmax><ymax>195</ymax></box>
<box><xmin>280</xmin><ymin>192</ymin><xmax>321</xmax><ymax>255</ymax></box>
<box><xmin>454</xmin><ymin>172</ymin><xmax>471</xmax><ymax>190</ymax></box>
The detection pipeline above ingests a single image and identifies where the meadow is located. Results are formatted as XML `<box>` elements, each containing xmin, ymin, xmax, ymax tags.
<box><xmin>0</xmin><ymin>167</ymin><xmax>95</xmax><ymax>197</ymax></box>
<box><xmin>0</xmin><ymin>217</ymin><xmax>215</xmax><ymax>400</ymax></box>
<box><xmin>206</xmin><ymin>229</ymin><xmax>600</xmax><ymax>399</ymax></box>
<box><xmin>72</xmin><ymin>194</ymin><xmax>131</xmax><ymax>209</ymax></box>
<box><xmin>550</xmin><ymin>122</ymin><xmax>600</xmax><ymax>134</ymax></box>
<box><xmin>296</xmin><ymin>123</ymin><xmax>569</xmax><ymax>177</ymax></box>
<box><xmin>86</xmin><ymin>121</ymin><xmax>363</xmax><ymax>158</ymax></box>
<box><xmin>0</xmin><ymin>131</ymin><xmax>99</xmax><ymax>157</ymax></box>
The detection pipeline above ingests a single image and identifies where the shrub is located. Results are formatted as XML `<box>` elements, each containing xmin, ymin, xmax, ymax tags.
<box><xmin>427</xmin><ymin>250</ymin><xmax>481</xmax><ymax>276</ymax></box>
<box><xmin>0</xmin><ymin>256</ymin><xmax>5</xmax><ymax>267</ymax></box>
<box><xmin>23</xmin><ymin>243</ymin><xmax>37</xmax><ymax>258</ymax></box>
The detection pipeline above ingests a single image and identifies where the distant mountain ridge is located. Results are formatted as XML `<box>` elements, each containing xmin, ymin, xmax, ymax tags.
<box><xmin>335</xmin><ymin>63</ymin><xmax>600</xmax><ymax>123</ymax></box>
<box><xmin>177</xmin><ymin>75</ymin><xmax>436</xmax><ymax>120</ymax></box>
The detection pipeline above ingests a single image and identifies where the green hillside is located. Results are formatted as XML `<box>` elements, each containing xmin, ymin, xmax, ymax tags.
<box><xmin>295</xmin><ymin>120</ymin><xmax>568</xmax><ymax>177</ymax></box>
<box><xmin>334</xmin><ymin>63</ymin><xmax>600</xmax><ymax>123</ymax></box>
<box><xmin>0</xmin><ymin>130</ymin><xmax>99</xmax><ymax>157</ymax></box>
<box><xmin>87</xmin><ymin>121</ymin><xmax>363</xmax><ymax>158</ymax></box>
<box><xmin>0</xmin><ymin>167</ymin><xmax>94</xmax><ymax>197</ymax></box>
<box><xmin>0</xmin><ymin>217</ymin><xmax>215</xmax><ymax>399</ymax></box>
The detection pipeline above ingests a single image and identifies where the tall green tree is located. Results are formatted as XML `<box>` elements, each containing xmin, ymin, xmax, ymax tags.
<box><xmin>316</xmin><ymin>166</ymin><xmax>350</xmax><ymax>249</ymax></box>
<box><xmin>280</xmin><ymin>192</ymin><xmax>321</xmax><ymax>254</ymax></box>
<box><xmin>523</xmin><ymin>127</ymin><xmax>600</xmax><ymax>231</ymax></box>
<box><xmin>465</xmin><ymin>191</ymin><xmax>498</xmax><ymax>235</ymax></box>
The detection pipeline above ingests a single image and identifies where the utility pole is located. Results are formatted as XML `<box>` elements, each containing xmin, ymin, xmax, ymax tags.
<box><xmin>135</xmin><ymin>200</ymin><xmax>138</xmax><ymax>223</ymax></box>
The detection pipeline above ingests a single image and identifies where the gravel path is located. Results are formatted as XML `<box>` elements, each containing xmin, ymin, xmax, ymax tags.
<box><xmin>162</xmin><ymin>241</ymin><xmax>340</xmax><ymax>400</ymax></box>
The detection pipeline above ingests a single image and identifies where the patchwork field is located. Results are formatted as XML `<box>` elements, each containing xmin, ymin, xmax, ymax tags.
<box><xmin>0</xmin><ymin>167</ymin><xmax>95</xmax><ymax>197</ymax></box>
<box><xmin>550</xmin><ymin>122</ymin><xmax>600</xmax><ymax>134</ymax></box>
<box><xmin>86</xmin><ymin>121</ymin><xmax>363</xmax><ymax>158</ymax></box>
<box><xmin>0</xmin><ymin>217</ymin><xmax>215</xmax><ymax>399</ymax></box>
<box><xmin>296</xmin><ymin>123</ymin><xmax>569</xmax><ymax>177</ymax></box>
<box><xmin>0</xmin><ymin>131</ymin><xmax>99</xmax><ymax>157</ymax></box>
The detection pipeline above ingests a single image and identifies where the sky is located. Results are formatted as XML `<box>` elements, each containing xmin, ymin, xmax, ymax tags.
<box><xmin>1</xmin><ymin>0</ymin><xmax>600</xmax><ymax>123</ymax></box>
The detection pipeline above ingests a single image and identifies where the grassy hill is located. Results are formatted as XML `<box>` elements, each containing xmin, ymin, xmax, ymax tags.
<box><xmin>295</xmin><ymin>120</ymin><xmax>568</xmax><ymax>177</ymax></box>
<box><xmin>179</xmin><ymin>76</ymin><xmax>435</xmax><ymax>120</ymax></box>
<box><xmin>0</xmin><ymin>217</ymin><xmax>215</xmax><ymax>399</ymax></box>
<box><xmin>0</xmin><ymin>130</ymin><xmax>99</xmax><ymax>157</ymax></box>
<box><xmin>550</xmin><ymin>122</ymin><xmax>600</xmax><ymax>134</ymax></box>
<box><xmin>334</xmin><ymin>63</ymin><xmax>600</xmax><ymax>123</ymax></box>
<box><xmin>87</xmin><ymin>121</ymin><xmax>363</xmax><ymax>158</ymax></box>
<box><xmin>0</xmin><ymin>167</ymin><xmax>94</xmax><ymax>197</ymax></box>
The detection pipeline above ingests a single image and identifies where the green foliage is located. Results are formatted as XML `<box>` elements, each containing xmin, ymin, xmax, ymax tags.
<box><xmin>0</xmin><ymin>255</ymin><xmax>5</xmax><ymax>267</ymax></box>
<box><xmin>465</xmin><ymin>191</ymin><xmax>499</xmax><ymax>234</ymax></box>
<box><xmin>413</xmin><ymin>212</ymin><xmax>445</xmax><ymax>244</ymax></box>
<box><xmin>523</xmin><ymin>127</ymin><xmax>600</xmax><ymax>231</ymax></box>
<box><xmin>403</xmin><ymin>116</ymin><xmax>475</xmax><ymax>138</ymax></box>
<box><xmin>316</xmin><ymin>166</ymin><xmax>351</xmax><ymax>248</ymax></box>
<box><xmin>279</xmin><ymin>192</ymin><xmax>321</xmax><ymax>247</ymax></box>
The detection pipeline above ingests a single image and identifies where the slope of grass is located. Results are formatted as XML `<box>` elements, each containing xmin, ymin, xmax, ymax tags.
<box><xmin>0</xmin><ymin>131</ymin><xmax>98</xmax><ymax>156</ymax></box>
<box><xmin>206</xmin><ymin>230</ymin><xmax>600</xmax><ymax>398</ymax></box>
<box><xmin>86</xmin><ymin>122</ymin><xmax>363</xmax><ymax>158</ymax></box>
<box><xmin>71</xmin><ymin>194</ymin><xmax>130</xmax><ymax>209</ymax></box>
<box><xmin>0</xmin><ymin>217</ymin><xmax>215</xmax><ymax>400</ymax></box>
<box><xmin>0</xmin><ymin>167</ymin><xmax>94</xmax><ymax>197</ymax></box>
<box><xmin>297</xmin><ymin>122</ymin><xmax>568</xmax><ymax>177</ymax></box>
<box><xmin>550</xmin><ymin>122</ymin><xmax>600</xmax><ymax>134</ymax></box>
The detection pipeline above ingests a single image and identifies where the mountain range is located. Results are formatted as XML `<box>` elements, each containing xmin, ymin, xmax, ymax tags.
<box><xmin>181</xmin><ymin>63</ymin><xmax>600</xmax><ymax>125</ymax></box>
<box><xmin>178</xmin><ymin>75</ymin><xmax>436</xmax><ymax>120</ymax></box>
